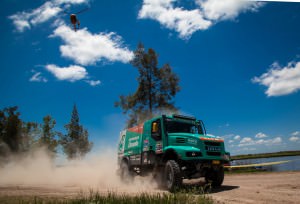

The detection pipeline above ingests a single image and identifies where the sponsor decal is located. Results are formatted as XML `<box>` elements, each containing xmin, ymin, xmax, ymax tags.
<box><xmin>156</xmin><ymin>141</ymin><xmax>163</xmax><ymax>154</ymax></box>
<box><xmin>187</xmin><ymin>138</ymin><xmax>197</xmax><ymax>145</ymax></box>
<box><xmin>143</xmin><ymin>152</ymin><xmax>148</xmax><ymax>163</ymax></box>
<box><xmin>128</xmin><ymin>136</ymin><xmax>139</xmax><ymax>148</ymax></box>
<box><xmin>143</xmin><ymin>139</ymin><xmax>149</xmax><ymax>151</ymax></box>
<box><xmin>129</xmin><ymin>155</ymin><xmax>141</xmax><ymax>161</ymax></box>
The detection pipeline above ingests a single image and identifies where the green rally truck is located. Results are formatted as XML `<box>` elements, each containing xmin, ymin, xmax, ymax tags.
<box><xmin>117</xmin><ymin>114</ymin><xmax>230</xmax><ymax>191</ymax></box>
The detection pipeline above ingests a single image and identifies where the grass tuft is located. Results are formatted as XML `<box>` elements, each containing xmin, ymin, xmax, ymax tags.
<box><xmin>0</xmin><ymin>190</ymin><xmax>214</xmax><ymax>204</ymax></box>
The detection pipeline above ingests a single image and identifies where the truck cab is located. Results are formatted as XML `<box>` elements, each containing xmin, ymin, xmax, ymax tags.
<box><xmin>118</xmin><ymin>114</ymin><xmax>230</xmax><ymax>191</ymax></box>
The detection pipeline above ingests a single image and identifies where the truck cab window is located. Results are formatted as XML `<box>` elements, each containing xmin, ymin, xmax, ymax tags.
<box><xmin>151</xmin><ymin>120</ymin><xmax>161</xmax><ymax>140</ymax></box>
<box><xmin>166</xmin><ymin>121</ymin><xmax>203</xmax><ymax>134</ymax></box>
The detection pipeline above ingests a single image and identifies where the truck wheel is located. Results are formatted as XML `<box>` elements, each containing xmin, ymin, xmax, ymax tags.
<box><xmin>205</xmin><ymin>167</ymin><xmax>224</xmax><ymax>187</ymax></box>
<box><xmin>120</xmin><ymin>161</ymin><xmax>133</xmax><ymax>183</ymax></box>
<box><xmin>164</xmin><ymin>160</ymin><xmax>182</xmax><ymax>191</ymax></box>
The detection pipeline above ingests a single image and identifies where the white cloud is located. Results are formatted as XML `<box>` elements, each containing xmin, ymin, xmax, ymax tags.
<box><xmin>240</xmin><ymin>137</ymin><xmax>253</xmax><ymax>144</ymax></box>
<box><xmin>272</xmin><ymin>137</ymin><xmax>282</xmax><ymax>144</ymax></box>
<box><xmin>255</xmin><ymin>132</ymin><xmax>267</xmax><ymax>138</ymax></box>
<box><xmin>292</xmin><ymin>131</ymin><xmax>300</xmax><ymax>136</ymax></box>
<box><xmin>8</xmin><ymin>15</ymin><xmax>31</xmax><ymax>32</ymax></box>
<box><xmin>199</xmin><ymin>0</ymin><xmax>262</xmax><ymax>21</ymax></box>
<box><xmin>289</xmin><ymin>136</ymin><xmax>299</xmax><ymax>142</ymax></box>
<box><xmin>229</xmin><ymin>140</ymin><xmax>234</xmax><ymax>143</ymax></box>
<box><xmin>234</xmin><ymin>135</ymin><xmax>241</xmax><ymax>140</ymax></box>
<box><xmin>138</xmin><ymin>0</ymin><xmax>211</xmax><ymax>39</ymax></box>
<box><xmin>54</xmin><ymin>0</ymin><xmax>88</xmax><ymax>4</ymax></box>
<box><xmin>29</xmin><ymin>71</ymin><xmax>48</xmax><ymax>83</ymax></box>
<box><xmin>238</xmin><ymin>136</ymin><xmax>282</xmax><ymax>147</ymax></box>
<box><xmin>138</xmin><ymin>0</ymin><xmax>262</xmax><ymax>39</ymax></box>
<box><xmin>30</xmin><ymin>2</ymin><xmax>62</xmax><ymax>25</ymax></box>
<box><xmin>45</xmin><ymin>64</ymin><xmax>88</xmax><ymax>82</ymax></box>
<box><xmin>9</xmin><ymin>0</ymin><xmax>89</xmax><ymax>32</ymax></box>
<box><xmin>252</xmin><ymin>61</ymin><xmax>300</xmax><ymax>96</ymax></box>
<box><xmin>51</xmin><ymin>25</ymin><xmax>134</xmax><ymax>65</ymax></box>
<box><xmin>86</xmin><ymin>80</ymin><xmax>101</xmax><ymax>86</ymax></box>
<box><xmin>255</xmin><ymin>139</ymin><xmax>265</xmax><ymax>145</ymax></box>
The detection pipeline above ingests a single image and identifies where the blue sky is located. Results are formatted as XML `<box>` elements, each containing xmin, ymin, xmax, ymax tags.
<box><xmin>1</xmin><ymin>0</ymin><xmax>300</xmax><ymax>155</ymax></box>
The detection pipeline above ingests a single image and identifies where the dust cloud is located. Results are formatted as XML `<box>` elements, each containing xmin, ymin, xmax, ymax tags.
<box><xmin>0</xmin><ymin>147</ymin><xmax>157</xmax><ymax>193</ymax></box>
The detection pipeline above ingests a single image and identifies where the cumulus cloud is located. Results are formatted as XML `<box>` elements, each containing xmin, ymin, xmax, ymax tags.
<box><xmin>240</xmin><ymin>137</ymin><xmax>253</xmax><ymax>144</ymax></box>
<box><xmin>51</xmin><ymin>25</ymin><xmax>134</xmax><ymax>65</ymax></box>
<box><xmin>138</xmin><ymin>0</ymin><xmax>211</xmax><ymax>39</ymax></box>
<box><xmin>238</xmin><ymin>136</ymin><xmax>282</xmax><ymax>147</ymax></box>
<box><xmin>199</xmin><ymin>0</ymin><xmax>261</xmax><ymax>21</ymax></box>
<box><xmin>234</xmin><ymin>135</ymin><xmax>241</xmax><ymax>140</ymax></box>
<box><xmin>8</xmin><ymin>0</ymin><xmax>89</xmax><ymax>32</ymax></box>
<box><xmin>29</xmin><ymin>71</ymin><xmax>48</xmax><ymax>83</ymax></box>
<box><xmin>255</xmin><ymin>132</ymin><xmax>267</xmax><ymax>138</ymax></box>
<box><xmin>138</xmin><ymin>0</ymin><xmax>262</xmax><ymax>39</ymax></box>
<box><xmin>292</xmin><ymin>131</ymin><xmax>300</xmax><ymax>136</ymax></box>
<box><xmin>272</xmin><ymin>137</ymin><xmax>282</xmax><ymax>144</ymax></box>
<box><xmin>252</xmin><ymin>61</ymin><xmax>300</xmax><ymax>97</ymax></box>
<box><xmin>45</xmin><ymin>64</ymin><xmax>88</xmax><ymax>82</ymax></box>
<box><xmin>289</xmin><ymin>136</ymin><xmax>299</xmax><ymax>142</ymax></box>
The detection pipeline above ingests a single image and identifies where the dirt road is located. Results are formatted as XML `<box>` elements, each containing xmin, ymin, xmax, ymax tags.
<box><xmin>0</xmin><ymin>171</ymin><xmax>299</xmax><ymax>203</ymax></box>
<box><xmin>211</xmin><ymin>171</ymin><xmax>300</xmax><ymax>204</ymax></box>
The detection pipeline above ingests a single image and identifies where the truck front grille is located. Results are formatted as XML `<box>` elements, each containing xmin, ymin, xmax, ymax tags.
<box><xmin>206</xmin><ymin>152</ymin><xmax>221</xmax><ymax>156</ymax></box>
<box><xmin>176</xmin><ymin>137</ymin><xmax>185</xmax><ymax>143</ymax></box>
<box><xmin>204</xmin><ymin>141</ymin><xmax>221</xmax><ymax>146</ymax></box>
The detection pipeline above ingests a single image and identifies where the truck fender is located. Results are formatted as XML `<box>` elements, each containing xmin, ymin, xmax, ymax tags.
<box><xmin>162</xmin><ymin>148</ymin><xmax>179</xmax><ymax>163</ymax></box>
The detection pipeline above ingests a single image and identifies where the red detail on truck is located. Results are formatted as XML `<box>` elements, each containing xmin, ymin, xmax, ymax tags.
<box><xmin>128</xmin><ymin>124</ymin><xmax>144</xmax><ymax>133</ymax></box>
<box><xmin>200</xmin><ymin>137</ymin><xmax>224</xmax><ymax>142</ymax></box>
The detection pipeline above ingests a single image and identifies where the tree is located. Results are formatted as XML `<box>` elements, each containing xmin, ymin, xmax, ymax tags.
<box><xmin>115</xmin><ymin>43</ymin><xmax>180</xmax><ymax>127</ymax></box>
<box><xmin>21</xmin><ymin>121</ymin><xmax>39</xmax><ymax>153</ymax></box>
<box><xmin>60</xmin><ymin>105</ymin><xmax>93</xmax><ymax>159</ymax></box>
<box><xmin>38</xmin><ymin>115</ymin><xmax>58</xmax><ymax>157</ymax></box>
<box><xmin>0</xmin><ymin>106</ymin><xmax>22</xmax><ymax>153</ymax></box>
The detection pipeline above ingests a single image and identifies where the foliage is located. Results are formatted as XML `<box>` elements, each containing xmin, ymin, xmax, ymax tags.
<box><xmin>38</xmin><ymin>115</ymin><xmax>58</xmax><ymax>157</ymax></box>
<box><xmin>0</xmin><ymin>105</ymin><xmax>91</xmax><ymax>160</ymax></box>
<box><xmin>115</xmin><ymin>43</ymin><xmax>180</xmax><ymax>127</ymax></box>
<box><xmin>0</xmin><ymin>106</ymin><xmax>23</xmax><ymax>153</ymax></box>
<box><xmin>231</xmin><ymin>150</ymin><xmax>300</xmax><ymax>160</ymax></box>
<box><xmin>21</xmin><ymin>121</ymin><xmax>39</xmax><ymax>152</ymax></box>
<box><xmin>60</xmin><ymin>104</ymin><xmax>93</xmax><ymax>159</ymax></box>
<box><xmin>0</xmin><ymin>106</ymin><xmax>59</xmax><ymax>158</ymax></box>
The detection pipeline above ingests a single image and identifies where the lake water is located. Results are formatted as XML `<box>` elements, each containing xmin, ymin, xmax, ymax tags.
<box><xmin>231</xmin><ymin>155</ymin><xmax>300</xmax><ymax>172</ymax></box>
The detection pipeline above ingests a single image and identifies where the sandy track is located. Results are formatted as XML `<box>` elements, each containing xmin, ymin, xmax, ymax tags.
<box><xmin>210</xmin><ymin>171</ymin><xmax>300</xmax><ymax>204</ymax></box>
<box><xmin>0</xmin><ymin>171</ymin><xmax>299</xmax><ymax>203</ymax></box>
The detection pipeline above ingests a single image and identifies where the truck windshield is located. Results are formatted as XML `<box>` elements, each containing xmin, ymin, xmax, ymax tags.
<box><xmin>166</xmin><ymin>120</ymin><xmax>204</xmax><ymax>134</ymax></box>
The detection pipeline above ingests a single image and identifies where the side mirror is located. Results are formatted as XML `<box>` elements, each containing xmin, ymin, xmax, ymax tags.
<box><xmin>152</xmin><ymin>122</ymin><xmax>158</xmax><ymax>133</ymax></box>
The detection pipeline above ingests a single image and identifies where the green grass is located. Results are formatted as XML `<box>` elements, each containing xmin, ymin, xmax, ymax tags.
<box><xmin>231</xmin><ymin>150</ymin><xmax>300</xmax><ymax>160</ymax></box>
<box><xmin>225</xmin><ymin>168</ymin><xmax>267</xmax><ymax>174</ymax></box>
<box><xmin>0</xmin><ymin>190</ymin><xmax>214</xmax><ymax>204</ymax></box>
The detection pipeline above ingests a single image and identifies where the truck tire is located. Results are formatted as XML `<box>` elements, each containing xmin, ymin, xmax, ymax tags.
<box><xmin>120</xmin><ymin>161</ymin><xmax>133</xmax><ymax>183</ymax></box>
<box><xmin>205</xmin><ymin>167</ymin><xmax>224</xmax><ymax>187</ymax></box>
<box><xmin>164</xmin><ymin>160</ymin><xmax>182</xmax><ymax>191</ymax></box>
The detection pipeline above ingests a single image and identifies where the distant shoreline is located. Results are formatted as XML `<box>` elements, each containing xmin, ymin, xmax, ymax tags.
<box><xmin>231</xmin><ymin>150</ymin><xmax>300</xmax><ymax>160</ymax></box>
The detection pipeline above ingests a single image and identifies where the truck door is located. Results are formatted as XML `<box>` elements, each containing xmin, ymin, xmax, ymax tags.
<box><xmin>151</xmin><ymin>119</ymin><xmax>163</xmax><ymax>154</ymax></box>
